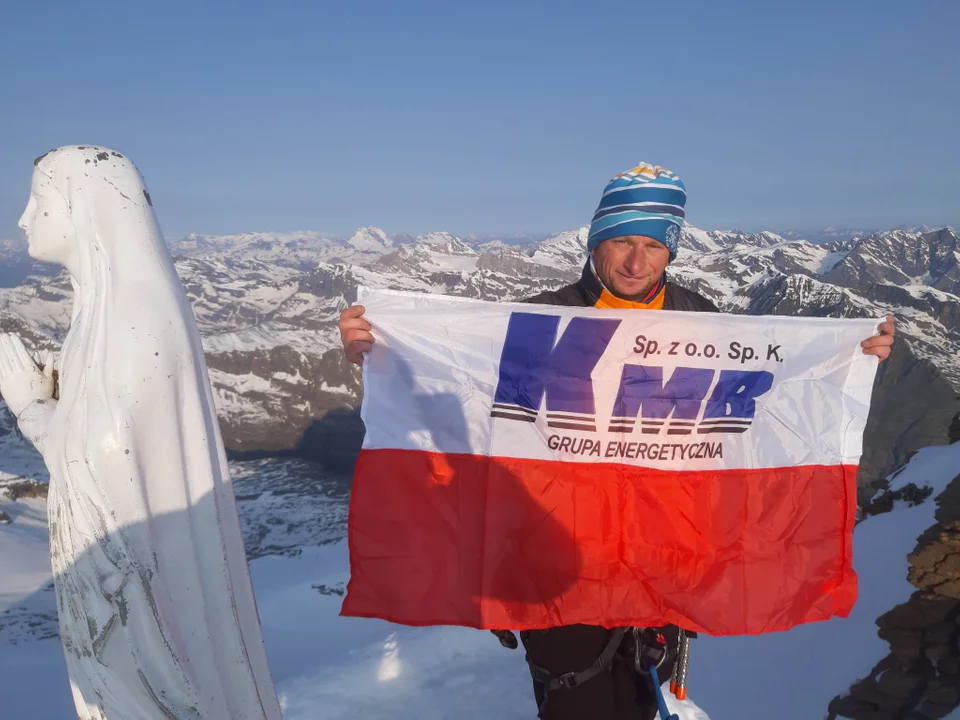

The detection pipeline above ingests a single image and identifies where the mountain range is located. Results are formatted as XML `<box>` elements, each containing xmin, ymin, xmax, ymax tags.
<box><xmin>2</xmin><ymin>224</ymin><xmax>958</xmax><ymax>492</ymax></box>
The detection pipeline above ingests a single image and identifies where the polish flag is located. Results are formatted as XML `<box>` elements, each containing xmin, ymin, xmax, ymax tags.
<box><xmin>341</xmin><ymin>288</ymin><xmax>881</xmax><ymax>635</ymax></box>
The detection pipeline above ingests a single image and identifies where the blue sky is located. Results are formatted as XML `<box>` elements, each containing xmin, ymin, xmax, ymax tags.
<box><xmin>0</xmin><ymin>0</ymin><xmax>957</xmax><ymax>240</ymax></box>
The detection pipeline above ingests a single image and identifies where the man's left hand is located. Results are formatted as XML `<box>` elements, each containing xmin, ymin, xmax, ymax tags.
<box><xmin>861</xmin><ymin>314</ymin><xmax>895</xmax><ymax>363</ymax></box>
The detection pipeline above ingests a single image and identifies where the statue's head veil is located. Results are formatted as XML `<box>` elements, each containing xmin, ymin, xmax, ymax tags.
<box><xmin>34</xmin><ymin>145</ymin><xmax>221</xmax><ymax>542</ymax></box>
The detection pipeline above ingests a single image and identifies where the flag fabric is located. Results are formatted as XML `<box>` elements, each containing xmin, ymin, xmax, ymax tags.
<box><xmin>341</xmin><ymin>287</ymin><xmax>881</xmax><ymax>636</ymax></box>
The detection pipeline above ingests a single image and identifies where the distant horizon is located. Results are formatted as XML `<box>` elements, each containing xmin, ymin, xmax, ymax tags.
<box><xmin>3</xmin><ymin>219</ymin><xmax>956</xmax><ymax>251</ymax></box>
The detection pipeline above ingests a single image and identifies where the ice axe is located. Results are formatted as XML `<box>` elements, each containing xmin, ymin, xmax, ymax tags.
<box><xmin>669</xmin><ymin>628</ymin><xmax>696</xmax><ymax>701</ymax></box>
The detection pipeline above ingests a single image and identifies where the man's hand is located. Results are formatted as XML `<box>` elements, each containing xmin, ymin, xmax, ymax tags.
<box><xmin>0</xmin><ymin>334</ymin><xmax>55</xmax><ymax>416</ymax></box>
<box><xmin>339</xmin><ymin>305</ymin><xmax>375</xmax><ymax>366</ymax></box>
<box><xmin>861</xmin><ymin>314</ymin><xmax>895</xmax><ymax>363</ymax></box>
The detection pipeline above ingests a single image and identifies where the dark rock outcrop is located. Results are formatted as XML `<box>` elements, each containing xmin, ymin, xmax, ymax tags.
<box><xmin>206</xmin><ymin>345</ymin><xmax>362</xmax><ymax>466</ymax></box>
<box><xmin>828</xmin><ymin>442</ymin><xmax>960</xmax><ymax>719</ymax></box>
<box><xmin>858</xmin><ymin>340</ymin><xmax>960</xmax><ymax>499</ymax></box>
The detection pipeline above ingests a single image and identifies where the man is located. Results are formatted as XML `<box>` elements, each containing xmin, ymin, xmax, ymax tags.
<box><xmin>338</xmin><ymin>163</ymin><xmax>896</xmax><ymax>719</ymax></box>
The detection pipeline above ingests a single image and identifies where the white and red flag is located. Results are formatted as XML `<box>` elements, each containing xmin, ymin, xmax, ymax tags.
<box><xmin>341</xmin><ymin>287</ymin><xmax>881</xmax><ymax>635</ymax></box>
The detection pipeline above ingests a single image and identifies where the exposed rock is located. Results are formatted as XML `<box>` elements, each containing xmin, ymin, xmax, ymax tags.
<box><xmin>862</xmin><ymin>483</ymin><xmax>935</xmax><ymax>519</ymax></box>
<box><xmin>1</xmin><ymin>479</ymin><xmax>49</xmax><ymax>501</ymax></box>
<box><xmin>829</xmin><ymin>469</ymin><xmax>960</xmax><ymax>719</ymax></box>
<box><xmin>206</xmin><ymin>345</ymin><xmax>363</xmax><ymax>475</ymax></box>
<box><xmin>856</xmin><ymin>340</ymin><xmax>959</xmax><ymax>502</ymax></box>
<box><xmin>949</xmin><ymin>413</ymin><xmax>960</xmax><ymax>444</ymax></box>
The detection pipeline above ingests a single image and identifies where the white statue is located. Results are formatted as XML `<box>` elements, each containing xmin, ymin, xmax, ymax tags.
<box><xmin>0</xmin><ymin>146</ymin><xmax>283</xmax><ymax>720</ymax></box>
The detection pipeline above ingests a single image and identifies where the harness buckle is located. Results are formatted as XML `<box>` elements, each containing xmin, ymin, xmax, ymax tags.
<box><xmin>557</xmin><ymin>672</ymin><xmax>581</xmax><ymax>689</ymax></box>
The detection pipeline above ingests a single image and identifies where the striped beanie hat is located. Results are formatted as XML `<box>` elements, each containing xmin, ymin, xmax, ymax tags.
<box><xmin>587</xmin><ymin>162</ymin><xmax>687</xmax><ymax>261</ymax></box>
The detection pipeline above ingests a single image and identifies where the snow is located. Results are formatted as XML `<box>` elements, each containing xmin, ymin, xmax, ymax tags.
<box><xmin>208</xmin><ymin>368</ymin><xmax>278</xmax><ymax>394</ymax></box>
<box><xmin>0</xmin><ymin>497</ymin><xmax>50</xmax><ymax>618</ymax></box>
<box><xmin>680</xmin><ymin>226</ymin><xmax>724</xmax><ymax>253</ymax></box>
<box><xmin>527</xmin><ymin>227</ymin><xmax>588</xmax><ymax>270</ymax></box>
<box><xmin>201</xmin><ymin>323</ymin><xmax>342</xmax><ymax>355</ymax></box>
<box><xmin>319</xmin><ymin>381</ymin><xmax>352</xmax><ymax>394</ymax></box>
<box><xmin>415</xmin><ymin>232</ymin><xmax>462</xmax><ymax>248</ymax></box>
<box><xmin>0</xmin><ymin>500</ymin><xmax>708</xmax><ymax>719</ymax></box>
<box><xmin>687</xmin><ymin>442</ymin><xmax>960</xmax><ymax>720</ymax></box>
<box><xmin>817</xmin><ymin>248</ymin><xmax>850</xmax><ymax>275</ymax></box>
<box><xmin>418</xmin><ymin>251</ymin><xmax>479</xmax><ymax>273</ymax></box>
<box><xmin>172</xmin><ymin>231</ymin><xmax>334</xmax><ymax>258</ymax></box>
<box><xmin>900</xmin><ymin>283</ymin><xmax>960</xmax><ymax>304</ymax></box>
<box><xmin>272</xmin><ymin>370</ymin><xmax>310</xmax><ymax>385</ymax></box>
<box><xmin>260</xmin><ymin>545</ymin><xmax>710</xmax><ymax>720</ymax></box>
<box><xmin>348</xmin><ymin>227</ymin><xmax>393</xmax><ymax>254</ymax></box>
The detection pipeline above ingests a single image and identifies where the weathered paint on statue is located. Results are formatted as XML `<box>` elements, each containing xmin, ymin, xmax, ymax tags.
<box><xmin>0</xmin><ymin>146</ymin><xmax>282</xmax><ymax>720</ymax></box>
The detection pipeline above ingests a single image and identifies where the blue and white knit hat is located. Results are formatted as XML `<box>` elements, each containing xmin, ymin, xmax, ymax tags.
<box><xmin>587</xmin><ymin>163</ymin><xmax>686</xmax><ymax>260</ymax></box>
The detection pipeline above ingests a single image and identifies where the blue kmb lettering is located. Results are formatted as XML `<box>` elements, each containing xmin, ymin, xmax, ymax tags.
<box><xmin>704</xmin><ymin>370</ymin><xmax>774</xmax><ymax>420</ymax></box>
<box><xmin>608</xmin><ymin>366</ymin><xmax>772</xmax><ymax>434</ymax></box>
<box><xmin>611</xmin><ymin>366</ymin><xmax>715</xmax><ymax>421</ymax></box>
<box><xmin>492</xmin><ymin>313</ymin><xmax>620</xmax><ymax>416</ymax></box>
<box><xmin>491</xmin><ymin>313</ymin><xmax>775</xmax><ymax>435</ymax></box>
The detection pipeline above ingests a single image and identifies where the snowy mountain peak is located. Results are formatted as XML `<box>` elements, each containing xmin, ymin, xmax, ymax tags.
<box><xmin>527</xmin><ymin>227</ymin><xmax>589</xmax><ymax>269</ymax></box>
<box><xmin>680</xmin><ymin>226</ymin><xmax>724</xmax><ymax>253</ymax></box>
<box><xmin>678</xmin><ymin>227</ymin><xmax>788</xmax><ymax>254</ymax></box>
<box><xmin>753</xmin><ymin>230</ymin><xmax>790</xmax><ymax>246</ymax></box>
<box><xmin>414</xmin><ymin>232</ymin><xmax>475</xmax><ymax>255</ymax></box>
<box><xmin>170</xmin><ymin>231</ymin><xmax>333</xmax><ymax>259</ymax></box>
<box><xmin>416</xmin><ymin>231</ymin><xmax>457</xmax><ymax>245</ymax></box>
<box><xmin>822</xmin><ymin>227</ymin><xmax>960</xmax><ymax>295</ymax></box>
<box><xmin>346</xmin><ymin>226</ymin><xmax>393</xmax><ymax>253</ymax></box>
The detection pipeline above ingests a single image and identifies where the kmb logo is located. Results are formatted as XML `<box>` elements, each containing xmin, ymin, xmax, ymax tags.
<box><xmin>491</xmin><ymin>313</ymin><xmax>774</xmax><ymax>435</ymax></box>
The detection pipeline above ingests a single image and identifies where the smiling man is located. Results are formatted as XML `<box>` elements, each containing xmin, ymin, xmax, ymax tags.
<box><xmin>338</xmin><ymin>162</ymin><xmax>896</xmax><ymax>720</ymax></box>
<box><xmin>522</xmin><ymin>164</ymin><xmax>714</xmax><ymax>313</ymax></box>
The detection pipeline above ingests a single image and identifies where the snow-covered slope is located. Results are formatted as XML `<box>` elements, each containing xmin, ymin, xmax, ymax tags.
<box><xmin>691</xmin><ymin>442</ymin><xmax>960</xmax><ymax>720</ymax></box>
<box><xmin>0</xmin><ymin>437</ymin><xmax>709</xmax><ymax>719</ymax></box>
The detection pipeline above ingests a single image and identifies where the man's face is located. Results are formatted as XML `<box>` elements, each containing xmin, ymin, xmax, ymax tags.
<box><xmin>591</xmin><ymin>235</ymin><xmax>671</xmax><ymax>301</ymax></box>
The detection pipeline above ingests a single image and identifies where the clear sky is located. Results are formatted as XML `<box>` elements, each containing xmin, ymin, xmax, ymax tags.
<box><xmin>1</xmin><ymin>0</ymin><xmax>957</xmax><ymax>240</ymax></box>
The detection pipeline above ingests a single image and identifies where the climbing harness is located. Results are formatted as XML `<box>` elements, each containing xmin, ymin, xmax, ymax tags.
<box><xmin>497</xmin><ymin>624</ymin><xmax>697</xmax><ymax>720</ymax></box>
<box><xmin>525</xmin><ymin>627</ymin><xmax>629</xmax><ymax>718</ymax></box>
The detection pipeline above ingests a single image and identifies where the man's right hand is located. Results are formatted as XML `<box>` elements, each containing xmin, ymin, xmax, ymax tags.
<box><xmin>339</xmin><ymin>305</ymin><xmax>375</xmax><ymax>365</ymax></box>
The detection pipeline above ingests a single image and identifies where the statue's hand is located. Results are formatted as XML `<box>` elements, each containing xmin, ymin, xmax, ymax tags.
<box><xmin>0</xmin><ymin>334</ymin><xmax>55</xmax><ymax>417</ymax></box>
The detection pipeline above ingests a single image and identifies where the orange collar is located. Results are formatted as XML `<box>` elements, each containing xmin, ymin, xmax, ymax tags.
<box><xmin>594</xmin><ymin>283</ymin><xmax>666</xmax><ymax>310</ymax></box>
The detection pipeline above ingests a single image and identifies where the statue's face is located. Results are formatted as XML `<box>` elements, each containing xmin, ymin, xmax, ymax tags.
<box><xmin>18</xmin><ymin>169</ymin><xmax>77</xmax><ymax>265</ymax></box>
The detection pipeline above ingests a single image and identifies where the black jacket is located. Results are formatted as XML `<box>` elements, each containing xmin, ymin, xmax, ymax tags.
<box><xmin>517</xmin><ymin>261</ymin><xmax>717</xmax><ymax>720</ymax></box>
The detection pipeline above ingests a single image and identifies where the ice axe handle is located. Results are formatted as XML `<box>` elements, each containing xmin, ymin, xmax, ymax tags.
<box><xmin>673</xmin><ymin>630</ymin><xmax>696</xmax><ymax>701</ymax></box>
